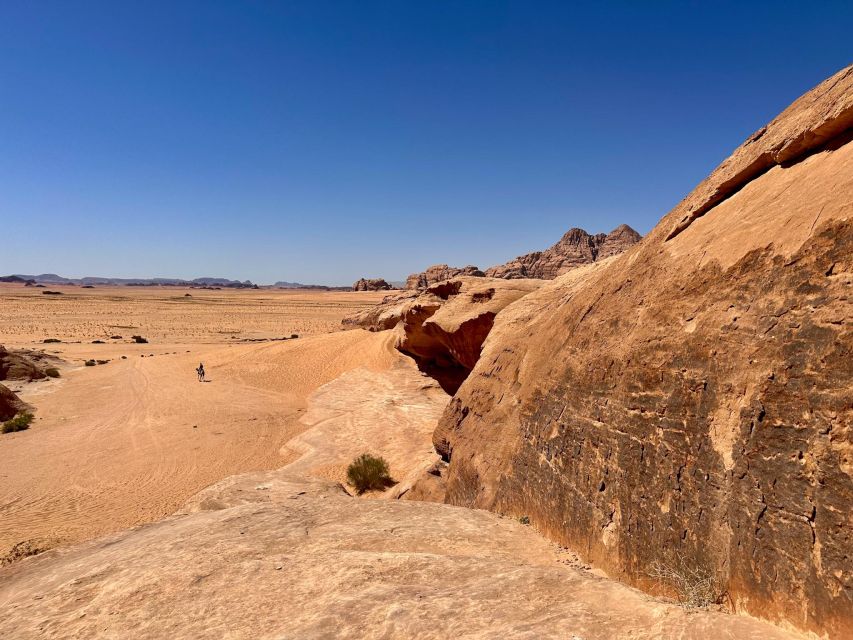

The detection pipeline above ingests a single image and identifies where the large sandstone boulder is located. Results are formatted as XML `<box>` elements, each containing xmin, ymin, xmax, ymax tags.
<box><xmin>484</xmin><ymin>224</ymin><xmax>641</xmax><ymax>279</ymax></box>
<box><xmin>352</xmin><ymin>277</ymin><xmax>393</xmax><ymax>291</ymax></box>
<box><xmin>0</xmin><ymin>383</ymin><xmax>29</xmax><ymax>422</ymax></box>
<box><xmin>405</xmin><ymin>264</ymin><xmax>484</xmax><ymax>290</ymax></box>
<box><xmin>435</xmin><ymin>65</ymin><xmax>853</xmax><ymax>638</ymax></box>
<box><xmin>0</xmin><ymin>346</ymin><xmax>47</xmax><ymax>382</ymax></box>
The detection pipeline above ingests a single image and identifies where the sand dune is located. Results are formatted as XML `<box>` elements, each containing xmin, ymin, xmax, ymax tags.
<box><xmin>0</xmin><ymin>325</ymin><xmax>399</xmax><ymax>557</ymax></box>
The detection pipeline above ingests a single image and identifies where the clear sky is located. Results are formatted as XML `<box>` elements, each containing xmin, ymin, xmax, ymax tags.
<box><xmin>2</xmin><ymin>1</ymin><xmax>851</xmax><ymax>285</ymax></box>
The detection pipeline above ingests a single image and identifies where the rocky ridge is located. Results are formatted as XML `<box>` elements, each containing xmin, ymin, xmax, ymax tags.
<box><xmin>485</xmin><ymin>224</ymin><xmax>641</xmax><ymax>279</ymax></box>
<box><xmin>405</xmin><ymin>224</ymin><xmax>640</xmax><ymax>289</ymax></box>
<box><xmin>432</xmin><ymin>64</ymin><xmax>853</xmax><ymax>638</ymax></box>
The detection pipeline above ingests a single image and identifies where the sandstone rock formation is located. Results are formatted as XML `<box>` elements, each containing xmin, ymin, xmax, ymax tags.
<box><xmin>345</xmin><ymin>277</ymin><xmax>541</xmax><ymax>393</ymax></box>
<box><xmin>434</xmin><ymin>64</ymin><xmax>853</xmax><ymax>638</ymax></box>
<box><xmin>0</xmin><ymin>345</ymin><xmax>50</xmax><ymax>382</ymax></box>
<box><xmin>484</xmin><ymin>224</ymin><xmax>641</xmax><ymax>279</ymax></box>
<box><xmin>0</xmin><ymin>468</ymin><xmax>801</xmax><ymax>640</ymax></box>
<box><xmin>405</xmin><ymin>264</ymin><xmax>484</xmax><ymax>290</ymax></box>
<box><xmin>352</xmin><ymin>277</ymin><xmax>393</xmax><ymax>291</ymax></box>
<box><xmin>0</xmin><ymin>383</ymin><xmax>29</xmax><ymax>422</ymax></box>
<box><xmin>404</xmin><ymin>226</ymin><xmax>640</xmax><ymax>290</ymax></box>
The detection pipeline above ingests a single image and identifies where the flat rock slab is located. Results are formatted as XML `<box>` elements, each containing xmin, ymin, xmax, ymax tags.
<box><xmin>0</xmin><ymin>481</ymin><xmax>801</xmax><ymax>640</ymax></box>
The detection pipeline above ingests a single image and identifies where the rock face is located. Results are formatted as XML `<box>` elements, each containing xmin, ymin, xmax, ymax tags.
<box><xmin>0</xmin><ymin>383</ymin><xmax>29</xmax><ymax>422</ymax></box>
<box><xmin>0</xmin><ymin>346</ymin><xmax>51</xmax><ymax>382</ymax></box>
<box><xmin>405</xmin><ymin>264</ymin><xmax>485</xmax><ymax>290</ymax></box>
<box><xmin>345</xmin><ymin>277</ymin><xmax>542</xmax><ymax>393</ymax></box>
<box><xmin>484</xmin><ymin>224</ymin><xmax>641</xmax><ymax>279</ymax></box>
<box><xmin>352</xmin><ymin>278</ymin><xmax>393</xmax><ymax>291</ymax></box>
<box><xmin>434</xmin><ymin>65</ymin><xmax>853</xmax><ymax>638</ymax></box>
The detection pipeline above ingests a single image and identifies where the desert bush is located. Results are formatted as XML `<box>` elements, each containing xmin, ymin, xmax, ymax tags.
<box><xmin>92</xmin><ymin>340</ymin><xmax>105</xmax><ymax>344</ymax></box>
<box><xmin>346</xmin><ymin>453</ymin><xmax>393</xmax><ymax>494</ymax></box>
<box><xmin>43</xmin><ymin>338</ymin><xmax>61</xmax><ymax>344</ymax></box>
<box><xmin>44</xmin><ymin>367</ymin><xmax>60</xmax><ymax>378</ymax></box>
<box><xmin>2</xmin><ymin>412</ymin><xmax>33</xmax><ymax>434</ymax></box>
<box><xmin>649</xmin><ymin>556</ymin><xmax>721</xmax><ymax>609</ymax></box>
<box><xmin>518</xmin><ymin>515</ymin><xmax>530</xmax><ymax>525</ymax></box>
<box><xmin>96</xmin><ymin>359</ymin><xmax>109</xmax><ymax>365</ymax></box>
<box><xmin>84</xmin><ymin>359</ymin><xmax>96</xmax><ymax>367</ymax></box>
<box><xmin>132</xmin><ymin>335</ymin><xmax>148</xmax><ymax>344</ymax></box>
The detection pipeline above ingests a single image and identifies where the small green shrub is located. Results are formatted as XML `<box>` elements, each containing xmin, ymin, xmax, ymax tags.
<box><xmin>84</xmin><ymin>359</ymin><xmax>96</xmax><ymax>367</ymax></box>
<box><xmin>2</xmin><ymin>412</ymin><xmax>33</xmax><ymax>434</ymax></box>
<box><xmin>346</xmin><ymin>453</ymin><xmax>393</xmax><ymax>494</ymax></box>
<box><xmin>44</xmin><ymin>367</ymin><xmax>60</xmax><ymax>378</ymax></box>
<box><xmin>518</xmin><ymin>515</ymin><xmax>530</xmax><ymax>525</ymax></box>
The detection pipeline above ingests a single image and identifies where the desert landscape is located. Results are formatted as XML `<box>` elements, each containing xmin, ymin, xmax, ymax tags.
<box><xmin>0</xmin><ymin>285</ymin><xmax>807</xmax><ymax>640</ymax></box>
<box><xmin>2</xmin><ymin>4</ymin><xmax>851</xmax><ymax>639</ymax></box>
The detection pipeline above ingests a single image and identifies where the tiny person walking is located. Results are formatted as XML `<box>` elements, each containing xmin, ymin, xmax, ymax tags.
<box><xmin>196</xmin><ymin>362</ymin><xmax>205</xmax><ymax>382</ymax></box>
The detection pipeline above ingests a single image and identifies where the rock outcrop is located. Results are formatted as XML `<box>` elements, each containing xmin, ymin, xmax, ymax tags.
<box><xmin>0</xmin><ymin>383</ymin><xmax>29</xmax><ymax>422</ymax></box>
<box><xmin>352</xmin><ymin>278</ymin><xmax>393</xmax><ymax>291</ymax></box>
<box><xmin>0</xmin><ymin>346</ymin><xmax>55</xmax><ymax>382</ymax></box>
<box><xmin>345</xmin><ymin>277</ymin><xmax>542</xmax><ymax>393</ymax></box>
<box><xmin>405</xmin><ymin>264</ymin><xmax>485</xmax><ymax>290</ymax></box>
<box><xmin>434</xmin><ymin>64</ymin><xmax>853</xmax><ymax>638</ymax></box>
<box><xmin>405</xmin><ymin>227</ymin><xmax>640</xmax><ymax>290</ymax></box>
<box><xmin>484</xmin><ymin>224</ymin><xmax>641</xmax><ymax>279</ymax></box>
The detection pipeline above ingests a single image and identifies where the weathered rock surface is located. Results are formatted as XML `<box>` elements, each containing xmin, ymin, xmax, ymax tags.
<box><xmin>345</xmin><ymin>277</ymin><xmax>542</xmax><ymax>393</ymax></box>
<box><xmin>0</xmin><ymin>345</ymin><xmax>51</xmax><ymax>381</ymax></box>
<box><xmin>436</xmin><ymin>64</ymin><xmax>853</xmax><ymax>638</ymax></box>
<box><xmin>405</xmin><ymin>264</ymin><xmax>485</xmax><ymax>290</ymax></box>
<box><xmin>484</xmin><ymin>224</ymin><xmax>641</xmax><ymax>279</ymax></box>
<box><xmin>0</xmin><ymin>383</ymin><xmax>30</xmax><ymax>422</ymax></box>
<box><xmin>0</xmin><ymin>469</ymin><xmax>802</xmax><ymax>640</ymax></box>
<box><xmin>352</xmin><ymin>277</ymin><xmax>393</xmax><ymax>291</ymax></box>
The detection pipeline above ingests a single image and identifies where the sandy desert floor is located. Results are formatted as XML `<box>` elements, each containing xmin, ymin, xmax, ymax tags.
<box><xmin>0</xmin><ymin>284</ymin><xmax>395</xmax><ymax>555</ymax></box>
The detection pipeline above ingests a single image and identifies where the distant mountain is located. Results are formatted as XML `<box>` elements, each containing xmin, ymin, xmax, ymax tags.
<box><xmin>8</xmin><ymin>274</ymin><xmax>258</xmax><ymax>288</ymax></box>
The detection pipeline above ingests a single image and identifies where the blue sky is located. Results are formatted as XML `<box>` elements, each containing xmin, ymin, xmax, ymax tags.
<box><xmin>1</xmin><ymin>1</ymin><xmax>851</xmax><ymax>285</ymax></box>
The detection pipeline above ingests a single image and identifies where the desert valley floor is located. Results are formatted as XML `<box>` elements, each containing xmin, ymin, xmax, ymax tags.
<box><xmin>0</xmin><ymin>283</ymin><xmax>809</xmax><ymax>639</ymax></box>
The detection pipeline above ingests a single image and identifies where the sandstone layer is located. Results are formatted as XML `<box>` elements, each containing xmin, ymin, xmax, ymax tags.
<box><xmin>352</xmin><ymin>277</ymin><xmax>393</xmax><ymax>291</ymax></box>
<box><xmin>485</xmin><ymin>224</ymin><xmax>641</xmax><ymax>279</ymax></box>
<box><xmin>435</xmin><ymin>64</ymin><xmax>853</xmax><ymax>638</ymax></box>
<box><xmin>345</xmin><ymin>277</ymin><xmax>542</xmax><ymax>393</ymax></box>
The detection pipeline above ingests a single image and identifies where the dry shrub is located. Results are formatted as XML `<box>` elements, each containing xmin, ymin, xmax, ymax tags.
<box><xmin>648</xmin><ymin>555</ymin><xmax>722</xmax><ymax>609</ymax></box>
<box><xmin>346</xmin><ymin>453</ymin><xmax>393</xmax><ymax>494</ymax></box>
